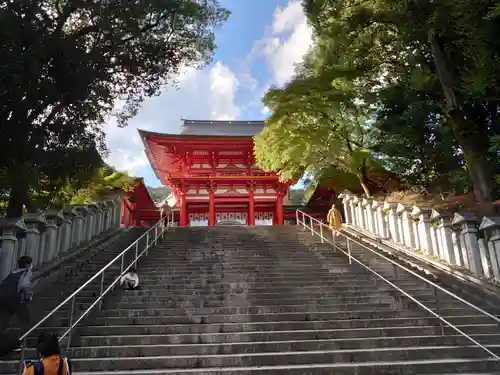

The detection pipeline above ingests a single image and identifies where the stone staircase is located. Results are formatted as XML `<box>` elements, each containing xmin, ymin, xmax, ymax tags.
<box><xmin>3</xmin><ymin>226</ymin><xmax>500</xmax><ymax>374</ymax></box>
<box><xmin>0</xmin><ymin>227</ymin><xmax>147</xmax><ymax>355</ymax></box>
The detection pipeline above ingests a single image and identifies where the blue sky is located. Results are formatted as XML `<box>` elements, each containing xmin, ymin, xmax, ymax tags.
<box><xmin>103</xmin><ymin>0</ymin><xmax>312</xmax><ymax>187</ymax></box>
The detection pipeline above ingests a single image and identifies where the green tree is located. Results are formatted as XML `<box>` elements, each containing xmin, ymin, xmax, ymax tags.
<box><xmin>303</xmin><ymin>0</ymin><xmax>500</xmax><ymax>203</ymax></box>
<box><xmin>254</xmin><ymin>61</ymin><xmax>385</xmax><ymax>197</ymax></box>
<box><xmin>371</xmin><ymin>82</ymin><xmax>471</xmax><ymax>196</ymax></box>
<box><xmin>65</xmin><ymin>165</ymin><xmax>136</xmax><ymax>205</ymax></box>
<box><xmin>0</xmin><ymin>0</ymin><xmax>229</xmax><ymax>217</ymax></box>
<box><xmin>147</xmin><ymin>186</ymin><xmax>172</xmax><ymax>202</ymax></box>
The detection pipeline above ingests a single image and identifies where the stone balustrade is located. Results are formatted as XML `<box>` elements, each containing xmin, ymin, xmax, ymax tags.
<box><xmin>339</xmin><ymin>192</ymin><xmax>500</xmax><ymax>283</ymax></box>
<box><xmin>0</xmin><ymin>196</ymin><xmax>123</xmax><ymax>280</ymax></box>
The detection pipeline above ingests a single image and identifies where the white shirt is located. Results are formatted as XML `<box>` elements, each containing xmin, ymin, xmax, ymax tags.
<box><xmin>120</xmin><ymin>272</ymin><xmax>139</xmax><ymax>287</ymax></box>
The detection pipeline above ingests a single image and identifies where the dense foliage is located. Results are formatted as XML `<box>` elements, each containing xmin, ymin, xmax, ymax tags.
<box><xmin>255</xmin><ymin>0</ymin><xmax>500</xmax><ymax>203</ymax></box>
<box><xmin>0</xmin><ymin>0</ymin><xmax>229</xmax><ymax>217</ymax></box>
<box><xmin>0</xmin><ymin>164</ymin><xmax>136</xmax><ymax>217</ymax></box>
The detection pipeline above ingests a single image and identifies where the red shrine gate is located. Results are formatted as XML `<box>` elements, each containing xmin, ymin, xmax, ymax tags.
<box><xmin>139</xmin><ymin>120</ymin><xmax>292</xmax><ymax>227</ymax></box>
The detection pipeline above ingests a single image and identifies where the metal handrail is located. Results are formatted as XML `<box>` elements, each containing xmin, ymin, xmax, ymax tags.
<box><xmin>18</xmin><ymin>217</ymin><xmax>170</xmax><ymax>369</ymax></box>
<box><xmin>296</xmin><ymin>209</ymin><xmax>500</xmax><ymax>361</ymax></box>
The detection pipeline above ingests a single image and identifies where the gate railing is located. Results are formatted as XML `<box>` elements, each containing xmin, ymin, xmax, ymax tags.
<box><xmin>296</xmin><ymin>209</ymin><xmax>500</xmax><ymax>360</ymax></box>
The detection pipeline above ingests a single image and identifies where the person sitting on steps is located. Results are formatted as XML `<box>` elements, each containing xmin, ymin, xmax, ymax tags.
<box><xmin>120</xmin><ymin>267</ymin><xmax>139</xmax><ymax>290</ymax></box>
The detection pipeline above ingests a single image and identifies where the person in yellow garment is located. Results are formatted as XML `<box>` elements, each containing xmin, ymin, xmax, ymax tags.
<box><xmin>22</xmin><ymin>332</ymin><xmax>72</xmax><ymax>375</ymax></box>
<box><xmin>327</xmin><ymin>203</ymin><xmax>343</xmax><ymax>237</ymax></box>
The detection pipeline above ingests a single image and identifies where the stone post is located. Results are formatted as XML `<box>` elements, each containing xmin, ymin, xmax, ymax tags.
<box><xmin>86</xmin><ymin>204</ymin><xmax>97</xmax><ymax>241</ymax></box>
<box><xmin>372</xmin><ymin>200</ymin><xmax>387</xmax><ymax>238</ymax></box>
<box><xmin>339</xmin><ymin>193</ymin><xmax>352</xmax><ymax>225</ymax></box>
<box><xmin>452</xmin><ymin>213</ymin><xmax>483</xmax><ymax>276</ymax></box>
<box><xmin>22</xmin><ymin>213</ymin><xmax>46</xmax><ymax>267</ymax></box>
<box><xmin>362</xmin><ymin>198</ymin><xmax>375</xmax><ymax>233</ymax></box>
<box><xmin>352</xmin><ymin>197</ymin><xmax>365</xmax><ymax>229</ymax></box>
<box><xmin>0</xmin><ymin>219</ymin><xmax>26</xmax><ymax>280</ymax></box>
<box><xmin>384</xmin><ymin>202</ymin><xmax>400</xmax><ymax>244</ymax></box>
<box><xmin>348</xmin><ymin>194</ymin><xmax>357</xmax><ymax>226</ymax></box>
<box><xmin>60</xmin><ymin>215</ymin><xmax>73</xmax><ymax>254</ymax></box>
<box><xmin>43</xmin><ymin>210</ymin><xmax>64</xmax><ymax>264</ymax></box>
<box><xmin>94</xmin><ymin>203</ymin><xmax>104</xmax><ymax>236</ymax></box>
<box><xmin>410</xmin><ymin>208</ymin><xmax>421</xmax><ymax>252</ymax></box>
<box><xmin>62</xmin><ymin>207</ymin><xmax>78</xmax><ymax>252</ymax></box>
<box><xmin>102</xmin><ymin>200</ymin><xmax>114</xmax><ymax>232</ymax></box>
<box><xmin>397</xmin><ymin>203</ymin><xmax>415</xmax><ymax>249</ymax></box>
<box><xmin>411</xmin><ymin>206</ymin><xmax>433</xmax><ymax>256</ymax></box>
<box><xmin>431</xmin><ymin>209</ymin><xmax>456</xmax><ymax>264</ymax></box>
<box><xmin>479</xmin><ymin>216</ymin><xmax>500</xmax><ymax>281</ymax></box>
<box><xmin>347</xmin><ymin>194</ymin><xmax>358</xmax><ymax>227</ymax></box>
<box><xmin>75</xmin><ymin>206</ymin><xmax>89</xmax><ymax>245</ymax></box>
<box><xmin>111</xmin><ymin>198</ymin><xmax>122</xmax><ymax>229</ymax></box>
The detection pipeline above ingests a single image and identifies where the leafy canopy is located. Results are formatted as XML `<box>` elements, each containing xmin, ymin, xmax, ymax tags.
<box><xmin>257</xmin><ymin>0</ymin><xmax>500</xmax><ymax>202</ymax></box>
<box><xmin>0</xmin><ymin>0</ymin><xmax>229</xmax><ymax>216</ymax></box>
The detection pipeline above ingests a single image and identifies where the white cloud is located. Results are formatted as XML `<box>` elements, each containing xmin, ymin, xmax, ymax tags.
<box><xmin>103</xmin><ymin>61</ymin><xmax>240</xmax><ymax>178</ymax></box>
<box><xmin>255</xmin><ymin>0</ymin><xmax>313</xmax><ymax>86</ymax></box>
<box><xmin>272</xmin><ymin>0</ymin><xmax>305</xmax><ymax>34</ymax></box>
<box><xmin>102</xmin><ymin>0</ymin><xmax>312</xmax><ymax>182</ymax></box>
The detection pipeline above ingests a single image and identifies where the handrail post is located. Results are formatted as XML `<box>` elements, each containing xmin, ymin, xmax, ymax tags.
<box><xmin>295</xmin><ymin>210</ymin><xmax>299</xmax><ymax>225</ymax></box>
<box><xmin>154</xmin><ymin>225</ymin><xmax>158</xmax><ymax>247</ymax></box>
<box><xmin>66</xmin><ymin>296</ymin><xmax>76</xmax><ymax>350</ymax></box>
<box><xmin>120</xmin><ymin>254</ymin><xmax>125</xmax><ymax>274</ymax></box>
<box><xmin>346</xmin><ymin>237</ymin><xmax>352</xmax><ymax>264</ymax></box>
<box><xmin>135</xmin><ymin>241</ymin><xmax>139</xmax><ymax>266</ymax></box>
<box><xmin>98</xmin><ymin>271</ymin><xmax>105</xmax><ymax>310</ymax></box>
<box><xmin>145</xmin><ymin>232</ymin><xmax>150</xmax><ymax>256</ymax></box>
<box><xmin>310</xmin><ymin>217</ymin><xmax>314</xmax><ymax>235</ymax></box>
<box><xmin>301</xmin><ymin>211</ymin><xmax>305</xmax><ymax>229</ymax></box>
<box><xmin>434</xmin><ymin>287</ymin><xmax>445</xmax><ymax>336</ymax></box>
<box><xmin>331</xmin><ymin>228</ymin><xmax>336</xmax><ymax>251</ymax></box>
<box><xmin>19</xmin><ymin>340</ymin><xmax>27</xmax><ymax>373</ymax></box>
<box><xmin>320</xmin><ymin>224</ymin><xmax>324</xmax><ymax>243</ymax></box>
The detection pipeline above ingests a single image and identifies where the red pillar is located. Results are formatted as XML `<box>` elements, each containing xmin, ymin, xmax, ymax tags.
<box><xmin>208</xmin><ymin>190</ymin><xmax>215</xmax><ymax>226</ymax></box>
<box><xmin>180</xmin><ymin>194</ymin><xmax>188</xmax><ymax>227</ymax></box>
<box><xmin>276</xmin><ymin>193</ymin><xmax>284</xmax><ymax>225</ymax></box>
<box><xmin>248</xmin><ymin>191</ymin><xmax>255</xmax><ymax>226</ymax></box>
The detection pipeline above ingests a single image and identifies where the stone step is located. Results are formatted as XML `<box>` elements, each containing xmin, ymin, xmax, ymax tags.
<box><xmin>65</xmin><ymin>277</ymin><xmax>425</xmax><ymax>289</ymax></box>
<box><xmin>86</xmin><ymin>310</ymin><xmax>495</xmax><ymax>326</ymax></box>
<box><xmin>63</xmin><ymin>358</ymin><xmax>500</xmax><ymax>374</ymax></box>
<box><xmin>22</xmin><ymin>308</ymin><xmax>480</xmax><ymax>329</ymax></box>
<box><xmin>14</xmin><ymin>334</ymin><xmax>500</xmax><ymax>359</ymax></box>
<box><xmin>89</xmin><ymin>299</ymin><xmax>460</xmax><ymax>317</ymax></box>
<box><xmin>38</xmin><ymin>285</ymin><xmax>434</xmax><ymax>303</ymax></box>
<box><xmin>37</xmin><ymin>288</ymin><xmax>452</xmax><ymax>312</ymax></box>
<box><xmin>55</xmin><ymin>278</ymin><xmax>432</xmax><ymax>291</ymax></box>
<box><xmin>71</xmin><ymin>315</ymin><xmax>499</xmax><ymax>336</ymax></box>
<box><xmin>35</xmin><ymin>292</ymin><xmax>438</xmax><ymax>312</ymax></box>
<box><xmin>77</xmin><ymin>326</ymin><xmax>499</xmax><ymax>346</ymax></box>
<box><xmin>60</xmin><ymin>285</ymin><xmax>439</xmax><ymax>298</ymax></box>
<box><xmin>5</xmin><ymin>225</ymin><xmax>497</xmax><ymax>375</ymax></box>
<box><xmin>103</xmin><ymin>297</ymin><xmax>475</xmax><ymax>309</ymax></box>
<box><xmin>103</xmin><ymin>295</ymin><xmax>447</xmax><ymax>309</ymax></box>
<box><xmin>8</xmin><ymin>321</ymin><xmax>498</xmax><ymax>343</ymax></box>
<box><xmin>2</xmin><ymin>345</ymin><xmax>498</xmax><ymax>373</ymax></box>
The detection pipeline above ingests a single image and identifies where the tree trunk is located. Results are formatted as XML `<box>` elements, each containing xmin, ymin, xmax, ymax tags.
<box><xmin>358</xmin><ymin>174</ymin><xmax>371</xmax><ymax>198</ymax></box>
<box><xmin>428</xmin><ymin>29</ymin><xmax>492</xmax><ymax>203</ymax></box>
<box><xmin>449</xmin><ymin>111</ymin><xmax>492</xmax><ymax>203</ymax></box>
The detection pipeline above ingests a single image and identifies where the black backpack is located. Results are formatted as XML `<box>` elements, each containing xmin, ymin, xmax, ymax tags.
<box><xmin>0</xmin><ymin>271</ymin><xmax>26</xmax><ymax>304</ymax></box>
